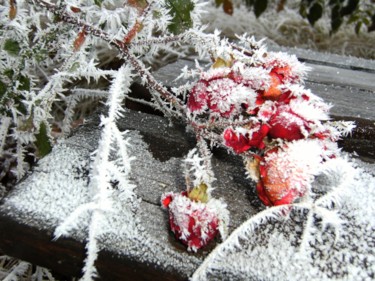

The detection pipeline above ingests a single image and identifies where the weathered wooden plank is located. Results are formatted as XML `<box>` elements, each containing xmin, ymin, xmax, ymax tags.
<box><xmin>304</xmin><ymin>63</ymin><xmax>374</xmax><ymax>92</ymax></box>
<box><xmin>0</xmin><ymin>105</ymin><xmax>374</xmax><ymax>280</ymax></box>
<box><xmin>268</xmin><ymin>44</ymin><xmax>375</xmax><ymax>73</ymax></box>
<box><xmin>0</xmin><ymin>109</ymin><xmax>256</xmax><ymax>280</ymax></box>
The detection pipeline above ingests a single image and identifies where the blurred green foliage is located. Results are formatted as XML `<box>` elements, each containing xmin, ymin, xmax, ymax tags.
<box><xmin>217</xmin><ymin>0</ymin><xmax>375</xmax><ymax>34</ymax></box>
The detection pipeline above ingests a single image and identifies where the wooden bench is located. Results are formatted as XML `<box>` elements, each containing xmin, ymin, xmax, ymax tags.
<box><xmin>0</xmin><ymin>46</ymin><xmax>374</xmax><ymax>280</ymax></box>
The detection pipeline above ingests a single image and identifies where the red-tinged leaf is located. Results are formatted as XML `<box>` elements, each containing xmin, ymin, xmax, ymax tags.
<box><xmin>73</xmin><ymin>29</ymin><xmax>87</xmax><ymax>51</ymax></box>
<box><xmin>223</xmin><ymin>0</ymin><xmax>233</xmax><ymax>15</ymax></box>
<box><xmin>162</xmin><ymin>194</ymin><xmax>173</xmax><ymax>208</ymax></box>
<box><xmin>277</xmin><ymin>0</ymin><xmax>286</xmax><ymax>12</ymax></box>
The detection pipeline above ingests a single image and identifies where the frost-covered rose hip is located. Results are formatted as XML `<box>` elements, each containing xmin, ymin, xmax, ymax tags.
<box><xmin>223</xmin><ymin>123</ymin><xmax>270</xmax><ymax>153</ymax></box>
<box><xmin>268</xmin><ymin>104</ymin><xmax>308</xmax><ymax>141</ymax></box>
<box><xmin>161</xmin><ymin>191</ymin><xmax>229</xmax><ymax>252</ymax></box>
<box><xmin>255</xmin><ymin>140</ymin><xmax>326</xmax><ymax>206</ymax></box>
<box><xmin>187</xmin><ymin>61</ymin><xmax>268</xmax><ymax>118</ymax></box>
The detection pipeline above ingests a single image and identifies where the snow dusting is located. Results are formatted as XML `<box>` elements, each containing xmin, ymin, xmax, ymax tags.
<box><xmin>1</xmin><ymin>109</ymin><xmax>374</xmax><ymax>280</ymax></box>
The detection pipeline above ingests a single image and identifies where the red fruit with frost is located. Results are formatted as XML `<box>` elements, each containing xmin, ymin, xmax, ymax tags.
<box><xmin>187</xmin><ymin>65</ymin><xmax>258</xmax><ymax>118</ymax></box>
<box><xmin>256</xmin><ymin>148</ymin><xmax>304</xmax><ymax>206</ymax></box>
<box><xmin>223</xmin><ymin>128</ymin><xmax>252</xmax><ymax>153</ymax></box>
<box><xmin>256</xmin><ymin>140</ymin><xmax>325</xmax><ymax>206</ymax></box>
<box><xmin>268</xmin><ymin>104</ymin><xmax>310</xmax><ymax>141</ymax></box>
<box><xmin>161</xmin><ymin>192</ymin><xmax>227</xmax><ymax>252</ymax></box>
<box><xmin>187</xmin><ymin>81</ymin><xmax>208</xmax><ymax>113</ymax></box>
<box><xmin>261</xmin><ymin>66</ymin><xmax>291</xmax><ymax>100</ymax></box>
<box><xmin>223</xmin><ymin>124</ymin><xmax>270</xmax><ymax>153</ymax></box>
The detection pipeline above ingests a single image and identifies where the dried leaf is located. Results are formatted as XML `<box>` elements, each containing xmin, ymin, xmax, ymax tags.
<box><xmin>188</xmin><ymin>183</ymin><xmax>208</xmax><ymax>203</ymax></box>
<box><xmin>127</xmin><ymin>0</ymin><xmax>149</xmax><ymax>13</ymax></box>
<box><xmin>9</xmin><ymin>0</ymin><xmax>17</xmax><ymax>20</ymax></box>
<box><xmin>73</xmin><ymin>29</ymin><xmax>87</xmax><ymax>51</ymax></box>
<box><xmin>212</xmin><ymin>57</ymin><xmax>233</xmax><ymax>68</ymax></box>
<box><xmin>223</xmin><ymin>0</ymin><xmax>233</xmax><ymax>15</ymax></box>
<box><xmin>70</xmin><ymin>6</ymin><xmax>81</xmax><ymax>13</ymax></box>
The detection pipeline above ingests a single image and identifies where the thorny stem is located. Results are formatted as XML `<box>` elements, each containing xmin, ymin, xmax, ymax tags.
<box><xmin>196</xmin><ymin>135</ymin><xmax>214</xmax><ymax>180</ymax></box>
<box><xmin>191</xmin><ymin>116</ymin><xmax>258</xmax><ymax>130</ymax></box>
<box><xmin>230</xmin><ymin>44</ymin><xmax>256</xmax><ymax>57</ymax></box>
<box><xmin>28</xmin><ymin>0</ymin><xmax>187</xmax><ymax>118</ymax></box>
<box><xmin>130</xmin><ymin>35</ymin><xmax>184</xmax><ymax>46</ymax></box>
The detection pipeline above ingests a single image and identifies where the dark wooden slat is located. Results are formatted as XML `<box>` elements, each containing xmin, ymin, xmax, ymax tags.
<box><xmin>0</xmin><ymin>212</ymin><xmax>186</xmax><ymax>281</ymax></box>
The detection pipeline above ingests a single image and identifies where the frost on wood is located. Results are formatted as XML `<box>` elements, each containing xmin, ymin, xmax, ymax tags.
<box><xmin>0</xmin><ymin>113</ymin><xmax>206</xmax><ymax>278</ymax></box>
<box><xmin>192</xmin><ymin>157</ymin><xmax>375</xmax><ymax>281</ymax></box>
<box><xmin>1</xmin><ymin>0</ymin><xmax>374</xmax><ymax>280</ymax></box>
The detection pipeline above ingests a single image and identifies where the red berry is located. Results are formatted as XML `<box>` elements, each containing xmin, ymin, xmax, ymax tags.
<box><xmin>268</xmin><ymin>104</ymin><xmax>308</xmax><ymax>141</ymax></box>
<box><xmin>161</xmin><ymin>192</ymin><xmax>228</xmax><ymax>251</ymax></box>
<box><xmin>256</xmin><ymin>141</ymin><xmax>325</xmax><ymax>206</ymax></box>
<box><xmin>223</xmin><ymin>124</ymin><xmax>270</xmax><ymax>154</ymax></box>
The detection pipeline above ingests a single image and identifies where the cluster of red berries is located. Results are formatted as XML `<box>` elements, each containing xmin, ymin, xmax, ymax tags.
<box><xmin>187</xmin><ymin>53</ymin><xmax>343</xmax><ymax>206</ymax></box>
<box><xmin>162</xmin><ymin>52</ymin><xmax>350</xmax><ymax>251</ymax></box>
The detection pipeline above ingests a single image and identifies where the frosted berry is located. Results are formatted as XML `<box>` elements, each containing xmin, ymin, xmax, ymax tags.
<box><xmin>161</xmin><ymin>191</ymin><xmax>229</xmax><ymax>252</ymax></box>
<box><xmin>223</xmin><ymin>123</ymin><xmax>270</xmax><ymax>153</ymax></box>
<box><xmin>255</xmin><ymin>140</ymin><xmax>325</xmax><ymax>206</ymax></box>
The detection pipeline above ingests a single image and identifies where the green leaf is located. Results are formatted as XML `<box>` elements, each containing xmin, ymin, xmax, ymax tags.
<box><xmin>299</xmin><ymin>2</ymin><xmax>308</xmax><ymax>18</ymax></box>
<box><xmin>3</xmin><ymin>39</ymin><xmax>20</xmax><ymax>56</ymax></box>
<box><xmin>245</xmin><ymin>0</ymin><xmax>255</xmax><ymax>7</ymax></box>
<box><xmin>347</xmin><ymin>13</ymin><xmax>360</xmax><ymax>24</ymax></box>
<box><xmin>4</xmin><ymin>69</ymin><xmax>14</xmax><ymax>79</ymax></box>
<box><xmin>329</xmin><ymin>0</ymin><xmax>339</xmax><ymax>5</ymax></box>
<box><xmin>18</xmin><ymin>75</ymin><xmax>30</xmax><ymax>91</ymax></box>
<box><xmin>35</xmin><ymin>122</ymin><xmax>52</xmax><ymax>157</ymax></box>
<box><xmin>368</xmin><ymin>15</ymin><xmax>375</xmax><ymax>32</ymax></box>
<box><xmin>254</xmin><ymin>0</ymin><xmax>267</xmax><ymax>18</ymax></box>
<box><xmin>69</xmin><ymin>62</ymin><xmax>80</xmax><ymax>72</ymax></box>
<box><xmin>362</xmin><ymin>17</ymin><xmax>370</xmax><ymax>26</ymax></box>
<box><xmin>355</xmin><ymin>21</ymin><xmax>362</xmax><ymax>34</ymax></box>
<box><xmin>165</xmin><ymin>0</ymin><xmax>194</xmax><ymax>34</ymax></box>
<box><xmin>331</xmin><ymin>5</ymin><xmax>343</xmax><ymax>33</ymax></box>
<box><xmin>0</xmin><ymin>80</ymin><xmax>6</xmax><ymax>99</ymax></box>
<box><xmin>94</xmin><ymin>0</ymin><xmax>103</xmax><ymax>7</ymax></box>
<box><xmin>307</xmin><ymin>2</ymin><xmax>323</xmax><ymax>25</ymax></box>
<box><xmin>215</xmin><ymin>0</ymin><xmax>224</xmax><ymax>7</ymax></box>
<box><xmin>341</xmin><ymin>0</ymin><xmax>359</xmax><ymax>16</ymax></box>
